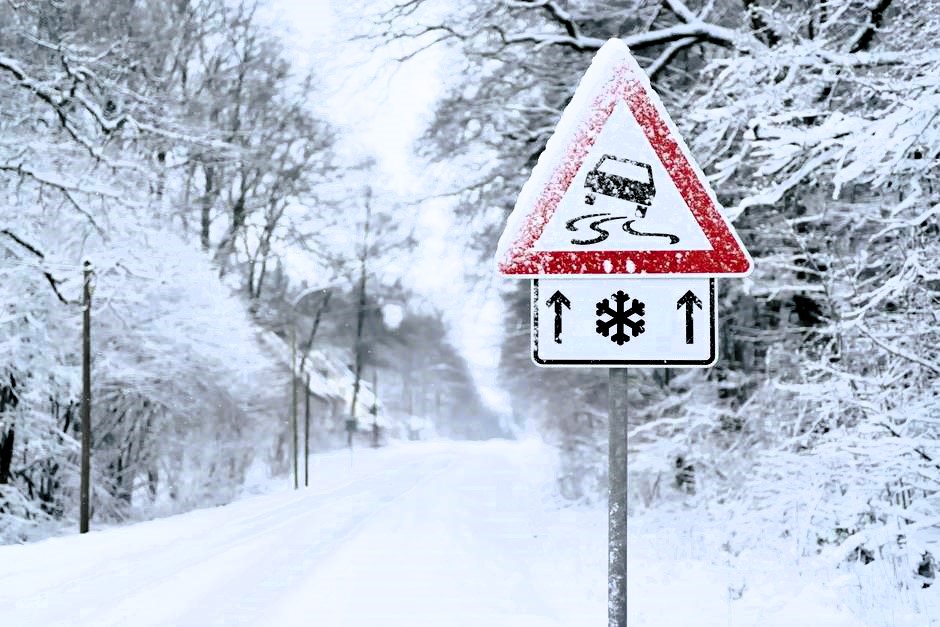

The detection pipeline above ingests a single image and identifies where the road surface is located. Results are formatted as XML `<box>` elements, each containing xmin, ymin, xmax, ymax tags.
<box><xmin>0</xmin><ymin>440</ymin><xmax>605</xmax><ymax>627</ymax></box>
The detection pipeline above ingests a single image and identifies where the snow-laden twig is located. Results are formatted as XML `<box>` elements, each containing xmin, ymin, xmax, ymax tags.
<box><xmin>0</xmin><ymin>229</ymin><xmax>72</xmax><ymax>305</ymax></box>
<box><xmin>857</xmin><ymin>326</ymin><xmax>940</xmax><ymax>376</ymax></box>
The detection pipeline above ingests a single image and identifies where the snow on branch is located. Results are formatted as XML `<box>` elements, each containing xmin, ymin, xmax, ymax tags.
<box><xmin>845</xmin><ymin>0</ymin><xmax>893</xmax><ymax>54</ymax></box>
<box><xmin>858</xmin><ymin>326</ymin><xmax>940</xmax><ymax>376</ymax></box>
<box><xmin>502</xmin><ymin>0</ymin><xmax>754</xmax><ymax>53</ymax></box>
<box><xmin>505</xmin><ymin>0</ymin><xmax>582</xmax><ymax>40</ymax></box>
<box><xmin>380</xmin><ymin>0</ymin><xmax>764</xmax><ymax>63</ymax></box>
<box><xmin>0</xmin><ymin>54</ymin><xmax>114</xmax><ymax>161</ymax></box>
<box><xmin>627</xmin><ymin>21</ymin><xmax>763</xmax><ymax>52</ymax></box>
<box><xmin>500</xmin><ymin>20</ymin><xmax>763</xmax><ymax>54</ymax></box>
<box><xmin>646</xmin><ymin>36</ymin><xmax>698</xmax><ymax>79</ymax></box>
<box><xmin>0</xmin><ymin>230</ymin><xmax>71</xmax><ymax>305</ymax></box>
<box><xmin>0</xmin><ymin>50</ymin><xmax>234</xmax><ymax>159</ymax></box>
<box><xmin>815</xmin><ymin>49</ymin><xmax>940</xmax><ymax>68</ymax></box>
<box><xmin>0</xmin><ymin>162</ymin><xmax>121</xmax><ymax>202</ymax></box>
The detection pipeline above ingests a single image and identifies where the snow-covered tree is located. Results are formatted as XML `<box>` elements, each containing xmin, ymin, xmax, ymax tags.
<box><xmin>0</xmin><ymin>0</ymin><xmax>329</xmax><ymax>541</ymax></box>
<box><xmin>387</xmin><ymin>0</ymin><xmax>940</xmax><ymax>585</ymax></box>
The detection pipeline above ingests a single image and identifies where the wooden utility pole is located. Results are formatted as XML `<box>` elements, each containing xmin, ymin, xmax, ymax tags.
<box><xmin>370</xmin><ymin>370</ymin><xmax>379</xmax><ymax>448</ymax></box>
<box><xmin>304</xmin><ymin>372</ymin><xmax>310</xmax><ymax>487</ymax></box>
<box><xmin>348</xmin><ymin>187</ymin><xmax>372</xmax><ymax>450</ymax></box>
<box><xmin>608</xmin><ymin>368</ymin><xmax>628</xmax><ymax>627</ymax></box>
<box><xmin>80</xmin><ymin>261</ymin><xmax>92</xmax><ymax>534</ymax></box>
<box><xmin>291</xmin><ymin>325</ymin><xmax>298</xmax><ymax>490</ymax></box>
<box><xmin>290</xmin><ymin>285</ymin><xmax>332</xmax><ymax>483</ymax></box>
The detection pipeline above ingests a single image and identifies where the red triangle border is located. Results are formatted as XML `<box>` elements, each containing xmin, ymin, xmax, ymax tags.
<box><xmin>498</xmin><ymin>60</ymin><xmax>751</xmax><ymax>277</ymax></box>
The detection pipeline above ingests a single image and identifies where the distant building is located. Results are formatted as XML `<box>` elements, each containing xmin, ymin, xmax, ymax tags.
<box><xmin>256</xmin><ymin>331</ymin><xmax>387</xmax><ymax>453</ymax></box>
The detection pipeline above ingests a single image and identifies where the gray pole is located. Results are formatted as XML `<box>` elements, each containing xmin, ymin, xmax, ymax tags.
<box><xmin>304</xmin><ymin>371</ymin><xmax>310</xmax><ymax>487</ymax></box>
<box><xmin>608</xmin><ymin>367</ymin><xmax>628</xmax><ymax>627</ymax></box>
<box><xmin>80</xmin><ymin>261</ymin><xmax>92</xmax><ymax>534</ymax></box>
<box><xmin>348</xmin><ymin>187</ymin><xmax>372</xmax><ymax>452</ymax></box>
<box><xmin>291</xmin><ymin>325</ymin><xmax>298</xmax><ymax>490</ymax></box>
<box><xmin>371</xmin><ymin>369</ymin><xmax>379</xmax><ymax>448</ymax></box>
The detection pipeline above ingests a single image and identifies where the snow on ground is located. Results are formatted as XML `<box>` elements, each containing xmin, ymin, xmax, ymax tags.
<box><xmin>627</xmin><ymin>509</ymin><xmax>864</xmax><ymax>626</ymax></box>
<box><xmin>1</xmin><ymin>440</ymin><xmax>604</xmax><ymax>627</ymax></box>
<box><xmin>2</xmin><ymin>439</ymin><xmax>932</xmax><ymax>626</ymax></box>
<box><xmin>627</xmin><ymin>505</ymin><xmax>940</xmax><ymax>626</ymax></box>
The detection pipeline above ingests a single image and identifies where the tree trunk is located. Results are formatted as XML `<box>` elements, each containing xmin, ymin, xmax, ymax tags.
<box><xmin>348</xmin><ymin>188</ymin><xmax>372</xmax><ymax>427</ymax></box>
<box><xmin>0</xmin><ymin>427</ymin><xmax>13</xmax><ymax>485</ymax></box>
<box><xmin>0</xmin><ymin>374</ymin><xmax>18</xmax><ymax>485</ymax></box>
<box><xmin>201</xmin><ymin>165</ymin><xmax>214</xmax><ymax>251</ymax></box>
<box><xmin>148</xmin><ymin>468</ymin><xmax>159</xmax><ymax>501</ymax></box>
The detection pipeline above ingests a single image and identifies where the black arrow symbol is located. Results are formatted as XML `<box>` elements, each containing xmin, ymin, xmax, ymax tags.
<box><xmin>546</xmin><ymin>290</ymin><xmax>571</xmax><ymax>344</ymax></box>
<box><xmin>676</xmin><ymin>290</ymin><xmax>702</xmax><ymax>344</ymax></box>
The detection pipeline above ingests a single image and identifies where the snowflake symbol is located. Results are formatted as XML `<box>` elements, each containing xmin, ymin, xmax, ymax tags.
<box><xmin>595</xmin><ymin>291</ymin><xmax>645</xmax><ymax>345</ymax></box>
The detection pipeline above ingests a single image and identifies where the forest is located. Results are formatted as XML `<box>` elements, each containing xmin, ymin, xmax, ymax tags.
<box><xmin>0</xmin><ymin>0</ymin><xmax>498</xmax><ymax>543</ymax></box>
<box><xmin>377</xmin><ymin>0</ymin><xmax>940</xmax><ymax>594</ymax></box>
<box><xmin>2</xmin><ymin>0</ymin><xmax>940</xmax><ymax>612</ymax></box>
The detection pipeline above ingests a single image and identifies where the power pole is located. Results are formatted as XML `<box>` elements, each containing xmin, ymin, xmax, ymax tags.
<box><xmin>370</xmin><ymin>369</ymin><xmax>379</xmax><ymax>448</ymax></box>
<box><xmin>291</xmin><ymin>285</ymin><xmax>332</xmax><ymax>480</ymax></box>
<box><xmin>304</xmin><ymin>371</ymin><xmax>310</xmax><ymax>487</ymax></box>
<box><xmin>348</xmin><ymin>187</ymin><xmax>372</xmax><ymax>450</ymax></box>
<box><xmin>80</xmin><ymin>261</ymin><xmax>93</xmax><ymax>534</ymax></box>
<box><xmin>291</xmin><ymin>325</ymin><xmax>298</xmax><ymax>490</ymax></box>
<box><xmin>608</xmin><ymin>368</ymin><xmax>628</xmax><ymax>627</ymax></box>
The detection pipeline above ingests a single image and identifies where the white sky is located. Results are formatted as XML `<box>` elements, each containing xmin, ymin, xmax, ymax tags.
<box><xmin>262</xmin><ymin>0</ymin><xmax>510</xmax><ymax>412</ymax></box>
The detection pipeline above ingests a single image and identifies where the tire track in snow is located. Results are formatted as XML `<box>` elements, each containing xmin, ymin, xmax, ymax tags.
<box><xmin>91</xmin><ymin>455</ymin><xmax>457</xmax><ymax>627</ymax></box>
<box><xmin>3</xmin><ymin>453</ymin><xmax>453</xmax><ymax>626</ymax></box>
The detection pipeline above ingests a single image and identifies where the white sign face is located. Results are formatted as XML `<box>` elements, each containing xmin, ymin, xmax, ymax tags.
<box><xmin>532</xmin><ymin>277</ymin><xmax>716</xmax><ymax>367</ymax></box>
<box><xmin>531</xmin><ymin>100</ymin><xmax>713</xmax><ymax>253</ymax></box>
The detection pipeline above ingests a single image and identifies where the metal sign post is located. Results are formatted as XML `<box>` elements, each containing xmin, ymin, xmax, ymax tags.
<box><xmin>608</xmin><ymin>367</ymin><xmax>628</xmax><ymax>626</ymax></box>
<box><xmin>493</xmin><ymin>39</ymin><xmax>753</xmax><ymax>627</ymax></box>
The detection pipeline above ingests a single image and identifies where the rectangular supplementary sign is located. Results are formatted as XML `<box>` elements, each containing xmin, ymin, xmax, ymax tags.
<box><xmin>532</xmin><ymin>277</ymin><xmax>716</xmax><ymax>367</ymax></box>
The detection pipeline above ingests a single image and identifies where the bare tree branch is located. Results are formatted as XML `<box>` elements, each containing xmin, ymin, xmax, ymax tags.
<box><xmin>859</xmin><ymin>326</ymin><xmax>940</xmax><ymax>376</ymax></box>
<box><xmin>847</xmin><ymin>0</ymin><xmax>893</xmax><ymax>54</ymax></box>
<box><xmin>0</xmin><ymin>162</ymin><xmax>121</xmax><ymax>199</ymax></box>
<box><xmin>646</xmin><ymin>36</ymin><xmax>698</xmax><ymax>78</ymax></box>
<box><xmin>0</xmin><ymin>230</ymin><xmax>71</xmax><ymax>304</ymax></box>
<box><xmin>506</xmin><ymin>0</ymin><xmax>581</xmax><ymax>39</ymax></box>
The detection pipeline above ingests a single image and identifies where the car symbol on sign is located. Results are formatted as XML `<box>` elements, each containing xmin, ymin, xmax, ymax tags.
<box><xmin>584</xmin><ymin>155</ymin><xmax>655</xmax><ymax>218</ymax></box>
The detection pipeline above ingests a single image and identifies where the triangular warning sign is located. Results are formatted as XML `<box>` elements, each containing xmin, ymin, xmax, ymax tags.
<box><xmin>495</xmin><ymin>39</ymin><xmax>752</xmax><ymax>277</ymax></box>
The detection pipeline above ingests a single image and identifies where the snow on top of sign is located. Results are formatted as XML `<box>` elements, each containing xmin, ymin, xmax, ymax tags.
<box><xmin>494</xmin><ymin>38</ymin><xmax>752</xmax><ymax>277</ymax></box>
<box><xmin>494</xmin><ymin>40</ymin><xmax>629</xmax><ymax>267</ymax></box>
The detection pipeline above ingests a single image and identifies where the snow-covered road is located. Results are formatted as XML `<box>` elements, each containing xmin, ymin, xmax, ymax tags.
<box><xmin>3</xmin><ymin>438</ymin><xmax>891</xmax><ymax>626</ymax></box>
<box><xmin>1</xmin><ymin>440</ymin><xmax>605</xmax><ymax>627</ymax></box>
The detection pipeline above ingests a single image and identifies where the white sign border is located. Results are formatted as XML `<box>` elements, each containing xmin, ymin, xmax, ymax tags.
<box><xmin>531</xmin><ymin>278</ymin><xmax>718</xmax><ymax>368</ymax></box>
